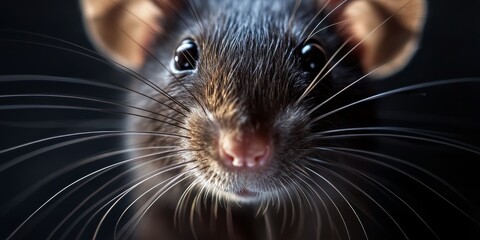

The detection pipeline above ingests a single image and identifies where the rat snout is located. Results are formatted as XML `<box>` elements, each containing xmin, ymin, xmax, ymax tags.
<box><xmin>218</xmin><ymin>131</ymin><xmax>272</xmax><ymax>169</ymax></box>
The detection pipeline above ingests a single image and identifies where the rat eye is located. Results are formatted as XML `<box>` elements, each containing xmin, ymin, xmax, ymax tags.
<box><xmin>174</xmin><ymin>39</ymin><xmax>199</xmax><ymax>71</ymax></box>
<box><xmin>300</xmin><ymin>40</ymin><xmax>328</xmax><ymax>75</ymax></box>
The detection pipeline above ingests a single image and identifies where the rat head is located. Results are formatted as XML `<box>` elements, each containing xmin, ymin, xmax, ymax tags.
<box><xmin>81</xmin><ymin>0</ymin><xmax>426</xmax><ymax>203</ymax></box>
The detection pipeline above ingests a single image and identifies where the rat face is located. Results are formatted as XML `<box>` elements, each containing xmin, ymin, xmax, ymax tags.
<box><xmin>135</xmin><ymin>1</ymin><xmax>349</xmax><ymax>202</ymax></box>
<box><xmin>81</xmin><ymin>0</ymin><xmax>426</xmax><ymax>203</ymax></box>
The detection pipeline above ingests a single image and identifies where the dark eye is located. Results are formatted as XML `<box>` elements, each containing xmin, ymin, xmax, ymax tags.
<box><xmin>300</xmin><ymin>40</ymin><xmax>328</xmax><ymax>75</ymax></box>
<box><xmin>174</xmin><ymin>39</ymin><xmax>199</xmax><ymax>71</ymax></box>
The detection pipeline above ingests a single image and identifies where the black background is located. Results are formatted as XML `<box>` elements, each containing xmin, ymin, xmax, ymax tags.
<box><xmin>1</xmin><ymin>0</ymin><xmax>480</xmax><ymax>239</ymax></box>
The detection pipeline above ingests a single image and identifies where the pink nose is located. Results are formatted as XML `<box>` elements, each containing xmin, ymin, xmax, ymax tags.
<box><xmin>219</xmin><ymin>132</ymin><xmax>271</xmax><ymax>168</ymax></box>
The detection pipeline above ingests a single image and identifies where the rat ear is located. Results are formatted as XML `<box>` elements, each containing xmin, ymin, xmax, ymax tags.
<box><xmin>320</xmin><ymin>0</ymin><xmax>426</xmax><ymax>77</ymax></box>
<box><xmin>80</xmin><ymin>0</ymin><xmax>181</xmax><ymax>68</ymax></box>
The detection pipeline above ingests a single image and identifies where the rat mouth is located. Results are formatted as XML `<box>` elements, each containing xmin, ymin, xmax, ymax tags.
<box><xmin>235</xmin><ymin>188</ymin><xmax>257</xmax><ymax>197</ymax></box>
<box><xmin>222</xmin><ymin>187</ymin><xmax>261</xmax><ymax>202</ymax></box>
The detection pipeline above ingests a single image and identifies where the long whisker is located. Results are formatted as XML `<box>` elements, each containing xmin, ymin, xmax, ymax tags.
<box><xmin>0</xmin><ymin>74</ymin><xmax>188</xmax><ymax>118</ymax></box>
<box><xmin>74</xmin><ymin>160</ymin><xmax>192</xmax><ymax>240</ymax></box>
<box><xmin>316</xmin><ymin>126</ymin><xmax>480</xmax><ymax>155</ymax></box>
<box><xmin>94</xmin><ymin>168</ymin><xmax>190</xmax><ymax>240</ymax></box>
<box><xmin>304</xmin><ymin>62</ymin><xmax>386</xmax><ymax>115</ymax></box>
<box><xmin>48</xmin><ymin>155</ymin><xmax>189</xmax><ymax>240</ymax></box>
<box><xmin>312</xmin><ymin>146</ymin><xmax>480</xmax><ymax>226</ymax></box>
<box><xmin>119</xmin><ymin>28</ymin><xmax>208</xmax><ymax>116</ymax></box>
<box><xmin>174</xmin><ymin>178</ymin><xmax>200</xmax><ymax>229</ymax></box>
<box><xmin>296</xmin><ymin>38</ymin><xmax>353</xmax><ymax>104</ymax></box>
<box><xmin>288</xmin><ymin>0</ymin><xmax>303</xmax><ymax>30</ymax></box>
<box><xmin>0</xmin><ymin>94</ymin><xmax>184</xmax><ymax>124</ymax></box>
<box><xmin>299</xmin><ymin>5</ymin><xmax>407</xmax><ymax>104</ymax></box>
<box><xmin>314</xmin><ymin>132</ymin><xmax>480</xmax><ymax>156</ymax></box>
<box><xmin>298</xmin><ymin>163</ymin><xmax>354</xmax><ymax>240</ymax></box>
<box><xmin>116</xmin><ymin>170</ymin><xmax>195</xmax><ymax>240</ymax></box>
<box><xmin>3</xmin><ymin>146</ymin><xmax>181</xmax><ymax>215</ymax></box>
<box><xmin>0</xmin><ymin>35</ymin><xmax>190</xmax><ymax>112</ymax></box>
<box><xmin>264</xmin><ymin>211</ymin><xmax>274</xmax><ymax>240</ymax></box>
<box><xmin>185</xmin><ymin>0</ymin><xmax>205</xmax><ymax>33</ymax></box>
<box><xmin>305</xmin><ymin>0</ymin><xmax>348</xmax><ymax>40</ymax></box>
<box><xmin>305</xmin><ymin>165</ymin><xmax>367</xmax><ymax>240</ymax></box>
<box><xmin>291</xmin><ymin>165</ymin><xmax>329</xmax><ymax>239</ymax></box>
<box><xmin>301</xmin><ymin>1</ymin><xmax>413</xmax><ymax>107</ymax></box>
<box><xmin>310</xmin><ymin>19</ymin><xmax>350</xmax><ymax>37</ymax></box>
<box><xmin>109</xmin><ymin>168</ymin><xmax>195</xmax><ymax>240</ymax></box>
<box><xmin>189</xmin><ymin>178</ymin><xmax>208</xmax><ymax>240</ymax></box>
<box><xmin>0</xmin><ymin>130</ymin><xmax>187</xmax><ymax>172</ymax></box>
<box><xmin>299</xmin><ymin>0</ymin><xmax>330</xmax><ymax>38</ymax></box>
<box><xmin>307</xmin><ymin>160</ymin><xmax>410</xmax><ymax>239</ymax></box>
<box><xmin>310</xmin><ymin>78</ymin><xmax>480</xmax><ymax>124</ymax></box>
<box><xmin>337</xmin><ymin>161</ymin><xmax>440</xmax><ymax>239</ymax></box>
<box><xmin>0</xmin><ymin>104</ymin><xmax>188</xmax><ymax>130</ymax></box>
<box><xmin>311</xmin><ymin>143</ymin><xmax>463</xmax><ymax>200</ymax></box>
<box><xmin>0</xmin><ymin>130</ymin><xmax>183</xmax><ymax>154</ymax></box>
<box><xmin>5</xmin><ymin>146</ymin><xmax>188</xmax><ymax>240</ymax></box>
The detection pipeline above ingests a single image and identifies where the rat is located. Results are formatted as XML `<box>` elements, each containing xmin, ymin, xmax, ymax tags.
<box><xmin>79</xmin><ymin>0</ymin><xmax>426</xmax><ymax>239</ymax></box>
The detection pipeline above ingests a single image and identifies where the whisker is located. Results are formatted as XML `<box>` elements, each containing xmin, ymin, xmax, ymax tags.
<box><xmin>110</xmin><ymin>167</ymin><xmax>195</xmax><ymax>240</ymax></box>
<box><xmin>0</xmin><ymin>130</ymin><xmax>188</xmax><ymax>172</ymax></box>
<box><xmin>310</xmin><ymin>19</ymin><xmax>350</xmax><ymax>37</ymax></box>
<box><xmin>118</xmin><ymin>27</ymin><xmax>208</xmax><ymax>116</ymax></box>
<box><xmin>95</xmin><ymin>168</ymin><xmax>191</xmax><ymax>240</ymax></box>
<box><xmin>174</xmin><ymin>178</ymin><xmax>200</xmax><ymax>230</ymax></box>
<box><xmin>312</xmin><ymin>144</ymin><xmax>463</xmax><ymax>199</ymax></box>
<box><xmin>300</xmin><ymin>5</ymin><xmax>408</xmax><ymax>105</ymax></box>
<box><xmin>316</xmin><ymin>126</ymin><xmax>480</xmax><ymax>155</ymax></box>
<box><xmin>116</xmin><ymin>170</ymin><xmax>194</xmax><ymax>240</ymax></box>
<box><xmin>48</xmin><ymin>154</ymin><xmax>188</xmax><ymax>240</ymax></box>
<box><xmin>305</xmin><ymin>0</ymin><xmax>348</xmax><ymax>40</ymax></box>
<box><xmin>307</xmin><ymin>160</ymin><xmax>410</xmax><ymax>239</ymax></box>
<box><xmin>0</xmin><ymin>74</ymin><xmax>188</xmax><ymax>118</ymax></box>
<box><xmin>73</xmin><ymin>160</ymin><xmax>192</xmax><ymax>240</ymax></box>
<box><xmin>297</xmin><ymin>163</ymin><xmax>353</xmax><ymax>240</ymax></box>
<box><xmin>3</xmin><ymin>146</ymin><xmax>181</xmax><ymax>216</ymax></box>
<box><xmin>301</xmin><ymin>1</ymin><xmax>413</xmax><ymax>109</ymax></box>
<box><xmin>305</xmin><ymin>165</ymin><xmax>367</xmax><ymax>240</ymax></box>
<box><xmin>310</xmin><ymin>78</ymin><xmax>480</xmax><ymax>124</ymax></box>
<box><xmin>296</xmin><ymin>38</ymin><xmax>353</xmax><ymax>104</ymax></box>
<box><xmin>299</xmin><ymin>0</ymin><xmax>330</xmax><ymax>38</ymax></box>
<box><xmin>304</xmin><ymin>62</ymin><xmax>386</xmax><ymax>115</ymax></box>
<box><xmin>314</xmin><ymin>132</ymin><xmax>480</xmax><ymax>156</ymax></box>
<box><xmin>0</xmin><ymin>34</ymin><xmax>190</xmax><ymax>113</ymax></box>
<box><xmin>312</xmin><ymin>146</ymin><xmax>480</xmax><ymax>226</ymax></box>
<box><xmin>0</xmin><ymin>130</ymin><xmax>184</xmax><ymax>155</ymax></box>
<box><xmin>264</xmin><ymin>210</ymin><xmax>273</xmax><ymax>240</ymax></box>
<box><xmin>185</xmin><ymin>0</ymin><xmax>205</xmax><ymax>33</ymax></box>
<box><xmin>0</xmin><ymin>93</ymin><xmax>184</xmax><ymax>125</ymax></box>
<box><xmin>189</xmin><ymin>179</ymin><xmax>207</xmax><ymax>240</ymax></box>
<box><xmin>226</xmin><ymin>204</ymin><xmax>235</xmax><ymax>240</ymax></box>
<box><xmin>291</xmin><ymin>165</ymin><xmax>327</xmax><ymax>239</ymax></box>
<box><xmin>288</xmin><ymin>0</ymin><xmax>303</xmax><ymax>30</ymax></box>
<box><xmin>279</xmin><ymin>178</ymin><xmax>297</xmax><ymax>227</ymax></box>
<box><xmin>291</xmin><ymin>176</ymin><xmax>313</xmax><ymax>212</ymax></box>
<box><xmin>5</xmin><ymin>146</ymin><xmax>188</xmax><ymax>240</ymax></box>
<box><xmin>0</xmin><ymin>104</ymin><xmax>188</xmax><ymax>131</ymax></box>
<box><xmin>339</xmin><ymin>161</ymin><xmax>440</xmax><ymax>239</ymax></box>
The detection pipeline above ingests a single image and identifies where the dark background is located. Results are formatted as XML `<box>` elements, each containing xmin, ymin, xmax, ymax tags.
<box><xmin>0</xmin><ymin>0</ymin><xmax>480</xmax><ymax>239</ymax></box>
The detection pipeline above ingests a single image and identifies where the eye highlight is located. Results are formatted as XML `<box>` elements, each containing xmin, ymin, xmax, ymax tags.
<box><xmin>299</xmin><ymin>40</ymin><xmax>328</xmax><ymax>75</ymax></box>
<box><xmin>174</xmin><ymin>38</ymin><xmax>199</xmax><ymax>71</ymax></box>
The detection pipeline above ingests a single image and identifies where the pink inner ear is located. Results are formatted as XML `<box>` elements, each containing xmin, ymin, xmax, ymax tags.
<box><xmin>320</xmin><ymin>0</ymin><xmax>426</xmax><ymax>77</ymax></box>
<box><xmin>82</xmin><ymin>0</ymin><xmax>163</xmax><ymax>68</ymax></box>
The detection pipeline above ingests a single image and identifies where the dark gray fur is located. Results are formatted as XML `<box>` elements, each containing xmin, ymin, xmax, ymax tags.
<box><xmin>128</xmin><ymin>0</ymin><xmax>365</xmax><ymax>239</ymax></box>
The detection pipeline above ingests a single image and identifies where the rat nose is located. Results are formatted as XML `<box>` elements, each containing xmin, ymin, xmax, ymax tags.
<box><xmin>219</xmin><ymin>132</ymin><xmax>271</xmax><ymax>168</ymax></box>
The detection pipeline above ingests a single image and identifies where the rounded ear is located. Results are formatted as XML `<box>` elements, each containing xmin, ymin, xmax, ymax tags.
<box><xmin>80</xmin><ymin>0</ymin><xmax>180</xmax><ymax>68</ymax></box>
<box><xmin>321</xmin><ymin>0</ymin><xmax>427</xmax><ymax>77</ymax></box>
